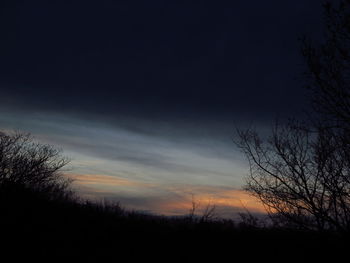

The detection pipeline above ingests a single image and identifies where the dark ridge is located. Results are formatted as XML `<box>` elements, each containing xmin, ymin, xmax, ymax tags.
<box><xmin>0</xmin><ymin>182</ymin><xmax>347</xmax><ymax>262</ymax></box>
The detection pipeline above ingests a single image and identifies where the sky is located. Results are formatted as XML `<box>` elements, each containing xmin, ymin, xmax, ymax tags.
<box><xmin>0</xmin><ymin>0</ymin><xmax>324</xmax><ymax>218</ymax></box>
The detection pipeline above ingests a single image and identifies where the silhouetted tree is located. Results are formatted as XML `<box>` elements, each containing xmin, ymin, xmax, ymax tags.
<box><xmin>0</xmin><ymin>131</ymin><xmax>71</xmax><ymax>196</ymax></box>
<box><xmin>237</xmin><ymin>122</ymin><xmax>350</xmax><ymax>232</ymax></box>
<box><xmin>187</xmin><ymin>194</ymin><xmax>217</xmax><ymax>222</ymax></box>
<box><xmin>237</xmin><ymin>1</ymin><xmax>350</xmax><ymax>233</ymax></box>
<box><xmin>303</xmin><ymin>1</ymin><xmax>350</xmax><ymax>128</ymax></box>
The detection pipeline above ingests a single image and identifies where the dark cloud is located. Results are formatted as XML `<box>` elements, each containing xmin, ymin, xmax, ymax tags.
<box><xmin>0</xmin><ymin>0</ymin><xmax>323</xmax><ymax>122</ymax></box>
<box><xmin>0</xmin><ymin>1</ymin><xmax>328</xmax><ymax>217</ymax></box>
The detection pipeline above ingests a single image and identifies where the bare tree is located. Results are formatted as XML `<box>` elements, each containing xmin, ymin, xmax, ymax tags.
<box><xmin>236</xmin><ymin>123</ymin><xmax>350</xmax><ymax>232</ymax></box>
<box><xmin>0</xmin><ymin>131</ymin><xmax>71</xmax><ymax>196</ymax></box>
<box><xmin>201</xmin><ymin>201</ymin><xmax>217</xmax><ymax>222</ymax></box>
<box><xmin>302</xmin><ymin>1</ymin><xmax>350</xmax><ymax>129</ymax></box>
<box><xmin>188</xmin><ymin>194</ymin><xmax>200</xmax><ymax>221</ymax></box>
<box><xmin>236</xmin><ymin>1</ymin><xmax>350</xmax><ymax>233</ymax></box>
<box><xmin>187</xmin><ymin>194</ymin><xmax>217</xmax><ymax>222</ymax></box>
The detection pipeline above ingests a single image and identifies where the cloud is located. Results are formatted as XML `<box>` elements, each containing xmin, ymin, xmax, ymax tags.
<box><xmin>67</xmin><ymin>173</ymin><xmax>265</xmax><ymax>218</ymax></box>
<box><xmin>69</xmin><ymin>173</ymin><xmax>155</xmax><ymax>188</ymax></box>
<box><xmin>0</xmin><ymin>113</ymin><xmax>248</xmax><ymax>186</ymax></box>
<box><xmin>161</xmin><ymin>184</ymin><xmax>266</xmax><ymax>214</ymax></box>
<box><xmin>0</xmin><ymin>0</ymin><xmax>322</xmax><ymax>123</ymax></box>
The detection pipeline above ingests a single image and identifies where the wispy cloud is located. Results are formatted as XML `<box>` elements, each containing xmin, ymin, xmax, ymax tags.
<box><xmin>1</xmin><ymin>112</ymin><xmax>262</xmax><ymax>218</ymax></box>
<box><xmin>69</xmin><ymin>173</ymin><xmax>155</xmax><ymax>188</ymax></box>
<box><xmin>0</xmin><ymin>112</ymin><xmax>248</xmax><ymax>185</ymax></box>
<box><xmin>67</xmin><ymin>173</ymin><xmax>265</xmax><ymax>218</ymax></box>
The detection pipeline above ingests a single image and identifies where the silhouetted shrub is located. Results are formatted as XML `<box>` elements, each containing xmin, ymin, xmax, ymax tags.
<box><xmin>0</xmin><ymin>130</ymin><xmax>71</xmax><ymax>198</ymax></box>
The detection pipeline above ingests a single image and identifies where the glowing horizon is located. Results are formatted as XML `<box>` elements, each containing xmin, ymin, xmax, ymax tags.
<box><xmin>68</xmin><ymin>172</ymin><xmax>265</xmax><ymax>218</ymax></box>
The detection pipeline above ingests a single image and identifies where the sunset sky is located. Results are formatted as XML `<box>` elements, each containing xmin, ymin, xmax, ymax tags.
<box><xmin>0</xmin><ymin>0</ymin><xmax>323</xmax><ymax>217</ymax></box>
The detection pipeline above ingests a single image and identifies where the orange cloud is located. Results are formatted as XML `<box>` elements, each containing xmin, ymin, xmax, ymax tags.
<box><xmin>154</xmin><ymin>186</ymin><xmax>265</xmax><ymax>217</ymax></box>
<box><xmin>67</xmin><ymin>173</ymin><xmax>154</xmax><ymax>188</ymax></box>
<box><xmin>65</xmin><ymin>173</ymin><xmax>266</xmax><ymax>217</ymax></box>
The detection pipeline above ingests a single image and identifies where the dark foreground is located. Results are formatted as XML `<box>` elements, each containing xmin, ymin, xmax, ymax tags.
<box><xmin>0</xmin><ymin>184</ymin><xmax>347</xmax><ymax>262</ymax></box>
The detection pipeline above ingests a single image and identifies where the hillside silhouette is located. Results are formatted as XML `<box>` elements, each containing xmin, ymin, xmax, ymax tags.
<box><xmin>0</xmin><ymin>132</ymin><xmax>347</xmax><ymax>262</ymax></box>
<box><xmin>1</xmin><ymin>180</ymin><xmax>347</xmax><ymax>262</ymax></box>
